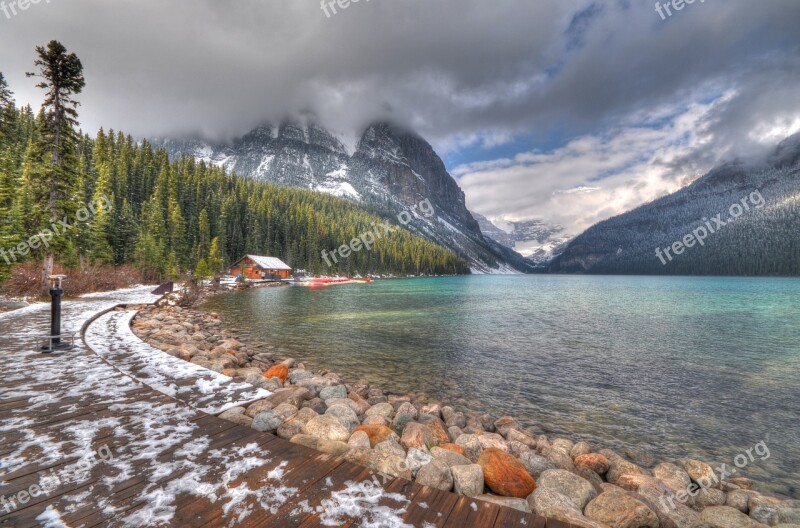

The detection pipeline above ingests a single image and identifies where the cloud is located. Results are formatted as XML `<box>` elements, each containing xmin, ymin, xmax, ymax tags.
<box><xmin>0</xmin><ymin>0</ymin><xmax>798</xmax><ymax>235</ymax></box>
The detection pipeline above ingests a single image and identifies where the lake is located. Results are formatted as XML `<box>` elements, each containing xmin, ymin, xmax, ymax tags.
<box><xmin>202</xmin><ymin>275</ymin><xmax>800</xmax><ymax>497</ymax></box>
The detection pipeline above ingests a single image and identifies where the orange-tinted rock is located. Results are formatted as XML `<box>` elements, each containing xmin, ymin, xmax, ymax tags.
<box><xmin>478</xmin><ymin>448</ymin><xmax>536</xmax><ymax>498</ymax></box>
<box><xmin>352</xmin><ymin>424</ymin><xmax>399</xmax><ymax>448</ymax></box>
<box><xmin>574</xmin><ymin>453</ymin><xmax>611</xmax><ymax>475</ymax></box>
<box><xmin>221</xmin><ymin>368</ymin><xmax>238</xmax><ymax>378</ymax></box>
<box><xmin>263</xmin><ymin>364</ymin><xmax>288</xmax><ymax>383</ymax></box>
<box><xmin>439</xmin><ymin>443</ymin><xmax>467</xmax><ymax>457</ymax></box>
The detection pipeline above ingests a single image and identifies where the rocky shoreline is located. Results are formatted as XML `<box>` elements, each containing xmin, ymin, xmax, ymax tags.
<box><xmin>130</xmin><ymin>297</ymin><xmax>799</xmax><ymax>528</ymax></box>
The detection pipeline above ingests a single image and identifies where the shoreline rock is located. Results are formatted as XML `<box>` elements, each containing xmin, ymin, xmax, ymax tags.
<box><xmin>130</xmin><ymin>298</ymin><xmax>797</xmax><ymax>525</ymax></box>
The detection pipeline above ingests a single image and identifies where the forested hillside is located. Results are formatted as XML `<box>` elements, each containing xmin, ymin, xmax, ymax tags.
<box><xmin>549</xmin><ymin>136</ymin><xmax>800</xmax><ymax>276</ymax></box>
<box><xmin>0</xmin><ymin>61</ymin><xmax>468</xmax><ymax>288</ymax></box>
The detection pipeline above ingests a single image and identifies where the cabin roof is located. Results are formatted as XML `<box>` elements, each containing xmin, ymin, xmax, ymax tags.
<box><xmin>234</xmin><ymin>255</ymin><xmax>292</xmax><ymax>271</ymax></box>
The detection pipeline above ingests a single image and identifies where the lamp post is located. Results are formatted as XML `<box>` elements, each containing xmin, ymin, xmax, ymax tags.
<box><xmin>43</xmin><ymin>274</ymin><xmax>68</xmax><ymax>353</ymax></box>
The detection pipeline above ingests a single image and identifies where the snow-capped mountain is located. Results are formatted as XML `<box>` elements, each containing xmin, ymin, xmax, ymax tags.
<box><xmin>548</xmin><ymin>133</ymin><xmax>800</xmax><ymax>275</ymax></box>
<box><xmin>153</xmin><ymin>119</ymin><xmax>535</xmax><ymax>274</ymax></box>
<box><xmin>471</xmin><ymin>213</ymin><xmax>572</xmax><ymax>265</ymax></box>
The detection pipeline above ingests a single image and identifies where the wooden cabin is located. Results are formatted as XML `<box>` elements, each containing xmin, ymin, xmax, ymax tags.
<box><xmin>229</xmin><ymin>255</ymin><xmax>292</xmax><ymax>281</ymax></box>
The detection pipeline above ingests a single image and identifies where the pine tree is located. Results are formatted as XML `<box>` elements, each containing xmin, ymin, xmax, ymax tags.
<box><xmin>26</xmin><ymin>41</ymin><xmax>85</xmax><ymax>293</ymax></box>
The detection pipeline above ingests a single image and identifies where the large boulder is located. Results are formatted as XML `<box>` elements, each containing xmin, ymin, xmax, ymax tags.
<box><xmin>455</xmin><ymin>434</ymin><xmax>484</xmax><ymax>463</ymax></box>
<box><xmin>585</xmin><ymin>489</ymin><xmax>660</xmax><ymax>528</ymax></box>
<box><xmin>537</xmin><ymin>469</ymin><xmax>598</xmax><ymax>511</ymax></box>
<box><xmin>319</xmin><ymin>384</ymin><xmax>347</xmax><ymax>401</ymax></box>
<box><xmin>417</xmin><ymin>414</ymin><xmax>450</xmax><ymax>445</ymax></box>
<box><xmin>405</xmin><ymin>448</ymin><xmax>434</xmax><ymax>476</ymax></box>
<box><xmin>430</xmin><ymin>446</ymin><xmax>471</xmax><ymax>468</ymax></box>
<box><xmin>574</xmin><ymin>453</ymin><xmax>610</xmax><ymax>475</ymax></box>
<box><xmin>701</xmin><ymin>505</ymin><xmax>765</xmax><ymax>528</ymax></box>
<box><xmin>599</xmin><ymin>449</ymin><xmax>646</xmax><ymax>485</ymax></box>
<box><xmin>218</xmin><ymin>407</ymin><xmax>252</xmax><ymax>427</ymax></box>
<box><xmin>324</xmin><ymin>404</ymin><xmax>360</xmax><ymax>432</ymax></box>
<box><xmin>653</xmin><ymin>462</ymin><xmax>693</xmax><ymax>492</ymax></box>
<box><xmin>276</xmin><ymin>408</ymin><xmax>319</xmax><ymax>439</ymax></box>
<box><xmin>352</xmin><ymin>424</ymin><xmax>399</xmax><ymax>448</ymax></box>
<box><xmin>400</xmin><ymin>422</ymin><xmax>436</xmax><ymax>450</ymax></box>
<box><xmin>528</xmin><ymin>488</ymin><xmax>605</xmax><ymax>528</ymax></box>
<box><xmin>302</xmin><ymin>415</ymin><xmax>349</xmax><ymax>442</ymax></box>
<box><xmin>263</xmin><ymin>364</ymin><xmax>288</xmax><ymax>384</ymax></box>
<box><xmin>635</xmin><ymin>484</ymin><xmax>711</xmax><ymax>528</ymax></box>
<box><xmin>365</xmin><ymin>402</ymin><xmax>395</xmax><ymax>419</ymax></box>
<box><xmin>251</xmin><ymin>410</ymin><xmax>282</xmax><ymax>432</ymax></box>
<box><xmin>476</xmin><ymin>432</ymin><xmax>509</xmax><ymax>452</ymax></box>
<box><xmin>476</xmin><ymin>494</ymin><xmax>532</xmax><ymax>514</ymax></box>
<box><xmin>452</xmin><ymin>464</ymin><xmax>485</xmax><ymax>498</ymax></box>
<box><xmin>681</xmin><ymin>459</ymin><xmax>723</xmax><ymax>490</ymax></box>
<box><xmin>478</xmin><ymin>448</ymin><xmax>536</xmax><ymax>498</ymax></box>
<box><xmin>749</xmin><ymin>496</ymin><xmax>800</xmax><ymax>526</ymax></box>
<box><xmin>416</xmin><ymin>459</ymin><xmax>453</xmax><ymax>491</ymax></box>
<box><xmin>519</xmin><ymin>452</ymin><xmax>559</xmax><ymax>479</ymax></box>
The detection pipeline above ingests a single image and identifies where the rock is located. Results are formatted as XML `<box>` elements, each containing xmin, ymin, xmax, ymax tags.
<box><xmin>727</xmin><ymin>490</ymin><xmax>759</xmax><ymax>513</ymax></box>
<box><xmin>571</xmin><ymin>441</ymin><xmax>593</xmax><ymax>459</ymax></box>
<box><xmin>654</xmin><ymin>462</ymin><xmax>693</xmax><ymax>492</ymax></box>
<box><xmin>600</xmin><ymin>449</ymin><xmax>646</xmax><ymax>485</ymax></box>
<box><xmin>505</xmin><ymin>428</ymin><xmax>537</xmax><ymax>448</ymax></box>
<box><xmin>507</xmin><ymin>441</ymin><xmax>531</xmax><ymax>458</ymax></box>
<box><xmin>478</xmin><ymin>448</ymin><xmax>536</xmax><ymax>498</ymax></box>
<box><xmin>347</xmin><ymin>430</ymin><xmax>372</xmax><ymax>450</ymax></box>
<box><xmin>445</xmin><ymin>412</ymin><xmax>467</xmax><ymax>429</ymax></box>
<box><xmin>302</xmin><ymin>415</ymin><xmax>350</xmax><ymax>443</ymax></box>
<box><xmin>681</xmin><ymin>458</ymin><xmax>723</xmax><ymax>490</ymax></box>
<box><xmin>324</xmin><ymin>397</ymin><xmax>361</xmax><ymax>415</ymax></box>
<box><xmin>368</xmin><ymin>450</ymin><xmax>411</xmax><ymax>479</ymax></box>
<box><xmin>218</xmin><ymin>407</ymin><xmax>253</xmax><ymax>426</ymax></box>
<box><xmin>317</xmin><ymin>438</ymin><xmax>350</xmax><ymax>457</ymax></box>
<box><xmin>401</xmin><ymin>422</ymin><xmax>437</xmax><ymax>450</ymax></box>
<box><xmin>702</xmin><ymin>505</ymin><xmax>764</xmax><ymax>528</ymax></box>
<box><xmin>302</xmin><ymin>398</ymin><xmax>328</xmax><ymax>415</ymax></box>
<box><xmin>288</xmin><ymin>370</ymin><xmax>313</xmax><ymax>384</ymax></box>
<box><xmin>420</xmin><ymin>403</ymin><xmax>442</xmax><ymax>419</ymax></box>
<box><xmin>375</xmin><ymin>438</ymin><xmax>407</xmax><ymax>459</ymax></box>
<box><xmin>635</xmin><ymin>484</ymin><xmax>710</xmax><ymax>528</ymax></box>
<box><xmin>347</xmin><ymin>392</ymin><xmax>372</xmax><ymax>415</ymax></box>
<box><xmin>245</xmin><ymin>399</ymin><xmax>274</xmax><ymax>418</ymax></box>
<box><xmin>494</xmin><ymin>416</ymin><xmax>521</xmax><ymax>437</ymax></box>
<box><xmin>585</xmin><ymin>489</ymin><xmax>660</xmax><ymax>528</ymax></box>
<box><xmin>441</xmin><ymin>406</ymin><xmax>457</xmax><ymax>423</ymax></box>
<box><xmin>694</xmin><ymin>487</ymin><xmax>727</xmax><ymax>509</ymax></box>
<box><xmin>365</xmin><ymin>402</ymin><xmax>394</xmax><ymax>419</ymax></box>
<box><xmin>430</xmin><ymin>447</ymin><xmax>472</xmax><ymax>468</ymax></box>
<box><xmin>749</xmin><ymin>496</ymin><xmax>800</xmax><ymax>526</ymax></box>
<box><xmin>392</xmin><ymin>412</ymin><xmax>416</xmax><ymax>434</ymax></box>
<box><xmin>343</xmin><ymin>447</ymin><xmax>371</xmax><ymax>467</ymax></box>
<box><xmin>520</xmin><ymin>452</ymin><xmax>558</xmax><ymax>479</ymax></box>
<box><xmin>361</xmin><ymin>415</ymin><xmax>391</xmax><ymax>427</ymax></box>
<box><xmin>325</xmin><ymin>404</ymin><xmax>360</xmax><ymax>432</ymax></box>
<box><xmin>546</xmin><ymin>447</ymin><xmax>576</xmax><ymax>472</ymax></box>
<box><xmin>263</xmin><ymin>364</ymin><xmax>288</xmax><ymax>384</ymax></box>
<box><xmin>272</xmin><ymin>402</ymin><xmax>299</xmax><ymax>420</ymax></box>
<box><xmin>417</xmin><ymin>415</ymin><xmax>450</xmax><ymax>445</ymax></box>
<box><xmin>395</xmin><ymin>402</ymin><xmax>419</xmax><ymax>419</ymax></box>
<box><xmin>259</xmin><ymin>377</ymin><xmax>282</xmax><ymax>391</ymax></box>
<box><xmin>455</xmin><ymin>434</ymin><xmax>484</xmax><ymax>463</ymax></box>
<box><xmin>537</xmin><ymin>469</ymin><xmax>597</xmax><ymax>511</ymax></box>
<box><xmin>452</xmin><ymin>464</ymin><xmax>485</xmax><ymax>498</ymax></box>
<box><xmin>251</xmin><ymin>410</ymin><xmax>282</xmax><ymax>432</ymax></box>
<box><xmin>277</xmin><ymin>408</ymin><xmax>319</xmax><ymax>440</ymax></box>
<box><xmin>574</xmin><ymin>453</ymin><xmax>610</xmax><ymax>475</ymax></box>
<box><xmin>447</xmin><ymin>426</ymin><xmax>464</xmax><ymax>443</ymax></box>
<box><xmin>476</xmin><ymin>432</ymin><xmax>509</xmax><ymax>453</ymax></box>
<box><xmin>405</xmin><ymin>448</ymin><xmax>434</xmax><ymax>476</ymax></box>
<box><xmin>416</xmin><ymin>459</ymin><xmax>453</xmax><ymax>491</ymax></box>
<box><xmin>528</xmin><ymin>488</ymin><xmax>604</xmax><ymax>528</ymax></box>
<box><xmin>575</xmin><ymin>467</ymin><xmax>606</xmax><ymax>495</ymax></box>
<box><xmin>289</xmin><ymin>434</ymin><xmax>318</xmax><ymax>450</ymax></box>
<box><xmin>319</xmin><ymin>385</ymin><xmax>347</xmax><ymax>401</ymax></box>
<box><xmin>551</xmin><ymin>438</ymin><xmax>574</xmax><ymax>453</ymax></box>
<box><xmin>729</xmin><ymin>477</ymin><xmax>757</xmax><ymax>490</ymax></box>
<box><xmin>615</xmin><ymin>473</ymin><xmax>664</xmax><ymax>492</ymax></box>
<box><xmin>438</xmin><ymin>443</ymin><xmax>466</xmax><ymax>457</ymax></box>
<box><xmin>352</xmin><ymin>424</ymin><xmax>399</xmax><ymax>448</ymax></box>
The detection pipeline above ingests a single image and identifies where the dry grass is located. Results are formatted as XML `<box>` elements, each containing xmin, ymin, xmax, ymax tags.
<box><xmin>0</xmin><ymin>261</ymin><xmax>145</xmax><ymax>300</ymax></box>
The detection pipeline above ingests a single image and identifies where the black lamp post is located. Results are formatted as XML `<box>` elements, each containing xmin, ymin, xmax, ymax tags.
<box><xmin>43</xmin><ymin>275</ymin><xmax>70</xmax><ymax>352</ymax></box>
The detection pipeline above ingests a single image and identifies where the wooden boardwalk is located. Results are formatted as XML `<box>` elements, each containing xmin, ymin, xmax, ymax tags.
<box><xmin>0</xmin><ymin>288</ymin><xmax>565</xmax><ymax>527</ymax></box>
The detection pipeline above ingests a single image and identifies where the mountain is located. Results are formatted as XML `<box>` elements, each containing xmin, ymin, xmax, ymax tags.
<box><xmin>548</xmin><ymin>133</ymin><xmax>800</xmax><ymax>275</ymax></box>
<box><xmin>471</xmin><ymin>214</ymin><xmax>572</xmax><ymax>266</ymax></box>
<box><xmin>154</xmin><ymin>119</ymin><xmax>535</xmax><ymax>274</ymax></box>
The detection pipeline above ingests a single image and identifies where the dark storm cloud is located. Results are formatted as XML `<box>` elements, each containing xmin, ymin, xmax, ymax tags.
<box><xmin>1</xmin><ymin>0</ymin><xmax>797</xmax><ymax>151</ymax></box>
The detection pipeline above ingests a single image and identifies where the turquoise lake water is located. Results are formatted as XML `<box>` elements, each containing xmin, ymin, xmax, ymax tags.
<box><xmin>203</xmin><ymin>275</ymin><xmax>800</xmax><ymax>497</ymax></box>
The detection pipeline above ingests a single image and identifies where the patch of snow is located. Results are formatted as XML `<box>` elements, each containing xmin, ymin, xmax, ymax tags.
<box><xmin>35</xmin><ymin>506</ymin><xmax>68</xmax><ymax>527</ymax></box>
<box><xmin>318</xmin><ymin>480</ymin><xmax>412</xmax><ymax>527</ymax></box>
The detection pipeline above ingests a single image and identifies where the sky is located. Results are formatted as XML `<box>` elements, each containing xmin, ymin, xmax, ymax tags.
<box><xmin>1</xmin><ymin>0</ymin><xmax>799</xmax><ymax>237</ymax></box>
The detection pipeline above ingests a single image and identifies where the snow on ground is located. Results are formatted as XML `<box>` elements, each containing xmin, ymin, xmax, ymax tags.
<box><xmin>85</xmin><ymin>310</ymin><xmax>270</xmax><ymax>415</ymax></box>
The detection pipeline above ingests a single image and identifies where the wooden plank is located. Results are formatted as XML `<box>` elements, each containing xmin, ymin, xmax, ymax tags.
<box><xmin>399</xmin><ymin>484</ymin><xmax>461</xmax><ymax>527</ymax></box>
<box><xmin>492</xmin><ymin>506</ymin><xmax>544</xmax><ymax>528</ymax></box>
<box><xmin>443</xmin><ymin>494</ymin><xmax>501</xmax><ymax>528</ymax></box>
